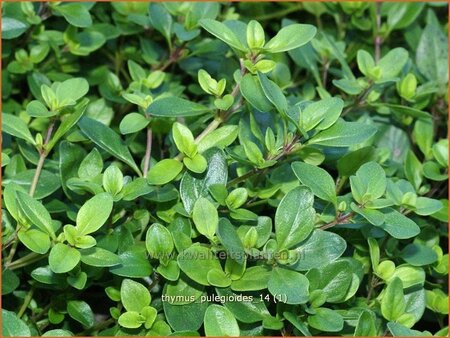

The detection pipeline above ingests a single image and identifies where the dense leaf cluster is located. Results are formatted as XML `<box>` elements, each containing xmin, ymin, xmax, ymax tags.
<box><xmin>1</xmin><ymin>2</ymin><xmax>448</xmax><ymax>337</ymax></box>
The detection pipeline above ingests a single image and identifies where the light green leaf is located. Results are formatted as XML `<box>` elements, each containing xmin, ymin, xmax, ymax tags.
<box><xmin>119</xmin><ymin>113</ymin><xmax>149</xmax><ymax>135</ymax></box>
<box><xmin>275</xmin><ymin>186</ymin><xmax>315</xmax><ymax>250</ymax></box>
<box><xmin>47</xmin><ymin>99</ymin><xmax>88</xmax><ymax>152</ymax></box>
<box><xmin>292</xmin><ymin>161</ymin><xmax>337</xmax><ymax>205</ymax></box>
<box><xmin>357</xmin><ymin>50</ymin><xmax>375</xmax><ymax>77</ymax></box>
<box><xmin>26</xmin><ymin>100</ymin><xmax>55</xmax><ymax>118</ymax></box>
<box><xmin>78</xmin><ymin>148</ymin><xmax>103</xmax><ymax>180</ymax></box>
<box><xmin>18</xmin><ymin>229</ymin><xmax>51</xmax><ymax>254</ymax></box>
<box><xmin>415</xmin><ymin>197</ymin><xmax>443</xmax><ymax>216</ymax></box>
<box><xmin>207</xmin><ymin>268</ymin><xmax>231</xmax><ymax>287</ymax></box>
<box><xmin>184</xmin><ymin>153</ymin><xmax>207</xmax><ymax>174</ymax></box>
<box><xmin>192</xmin><ymin>198</ymin><xmax>218</xmax><ymax>240</ymax></box>
<box><xmin>118</xmin><ymin>311</ymin><xmax>144</xmax><ymax>329</ymax></box>
<box><xmin>16</xmin><ymin>191</ymin><xmax>55</xmax><ymax>238</ymax></box>
<box><xmin>56</xmin><ymin>78</ymin><xmax>89</xmax><ymax>104</ymax></box>
<box><xmin>246</xmin><ymin>20</ymin><xmax>265</xmax><ymax>49</ymax></box>
<box><xmin>299</xmin><ymin>97</ymin><xmax>343</xmax><ymax>132</ymax></box>
<box><xmin>177</xmin><ymin>245</ymin><xmax>222</xmax><ymax>286</ymax></box>
<box><xmin>79</xmin><ymin>247</ymin><xmax>121</xmax><ymax>267</ymax></box>
<box><xmin>204</xmin><ymin>304</ymin><xmax>240</xmax><ymax>337</ymax></box>
<box><xmin>103</xmin><ymin>165</ymin><xmax>124</xmax><ymax>196</ymax></box>
<box><xmin>264</xmin><ymin>23</ymin><xmax>316</xmax><ymax>53</ymax></box>
<box><xmin>197</xmin><ymin>125</ymin><xmax>239</xmax><ymax>153</ymax></box>
<box><xmin>121</xmin><ymin>279</ymin><xmax>151</xmax><ymax>312</ymax></box>
<box><xmin>199</xmin><ymin>19</ymin><xmax>247</xmax><ymax>51</ymax></box>
<box><xmin>147</xmin><ymin>159</ymin><xmax>184</xmax><ymax>185</ymax></box>
<box><xmin>2</xmin><ymin>113</ymin><xmax>35</xmax><ymax>145</ymax></box>
<box><xmin>381</xmin><ymin>277</ymin><xmax>406</xmax><ymax>321</ymax></box>
<box><xmin>76</xmin><ymin>193</ymin><xmax>113</xmax><ymax>236</ymax></box>
<box><xmin>351</xmin><ymin>203</ymin><xmax>385</xmax><ymax>226</ymax></box>
<box><xmin>378</xmin><ymin>47</ymin><xmax>409</xmax><ymax>80</ymax></box>
<box><xmin>225</xmin><ymin>188</ymin><xmax>248</xmax><ymax>210</ymax></box>
<box><xmin>49</xmin><ymin>243</ymin><xmax>81</xmax><ymax>274</ymax></box>
<box><xmin>2</xmin><ymin>309</ymin><xmax>31</xmax><ymax>336</ymax></box>
<box><xmin>173</xmin><ymin>122</ymin><xmax>197</xmax><ymax>158</ymax></box>
<box><xmin>240</xmin><ymin>74</ymin><xmax>273</xmax><ymax>112</ymax></box>
<box><xmin>145</xmin><ymin>223</ymin><xmax>174</xmax><ymax>260</ymax></box>
<box><xmin>42</xmin><ymin>329</ymin><xmax>73</xmax><ymax>337</ymax></box>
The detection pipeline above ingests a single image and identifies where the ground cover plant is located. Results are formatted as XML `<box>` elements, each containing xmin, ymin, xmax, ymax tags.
<box><xmin>1</xmin><ymin>1</ymin><xmax>449</xmax><ymax>337</ymax></box>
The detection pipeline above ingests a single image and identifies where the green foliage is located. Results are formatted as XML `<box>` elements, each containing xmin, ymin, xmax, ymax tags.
<box><xmin>1</xmin><ymin>2</ymin><xmax>448</xmax><ymax>337</ymax></box>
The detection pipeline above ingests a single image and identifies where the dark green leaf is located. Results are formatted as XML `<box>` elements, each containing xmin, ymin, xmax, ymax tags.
<box><xmin>54</xmin><ymin>3</ymin><xmax>93</xmax><ymax>28</ymax></box>
<box><xmin>78</xmin><ymin>117</ymin><xmax>141</xmax><ymax>175</ymax></box>
<box><xmin>268</xmin><ymin>267</ymin><xmax>309</xmax><ymax>304</ymax></box>
<box><xmin>148</xmin><ymin>97</ymin><xmax>210</xmax><ymax>117</ymax></box>
<box><xmin>67</xmin><ymin>300</ymin><xmax>94</xmax><ymax>327</ymax></box>
<box><xmin>399</xmin><ymin>243</ymin><xmax>438</xmax><ymax>266</ymax></box>
<box><xmin>308</xmin><ymin>119</ymin><xmax>377</xmax><ymax>147</ymax></box>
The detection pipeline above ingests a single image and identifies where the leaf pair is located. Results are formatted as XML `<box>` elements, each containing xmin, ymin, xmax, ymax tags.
<box><xmin>200</xmin><ymin>19</ymin><xmax>316</xmax><ymax>54</ymax></box>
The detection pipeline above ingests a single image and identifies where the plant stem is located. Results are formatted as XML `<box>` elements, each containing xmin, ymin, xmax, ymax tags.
<box><xmin>8</xmin><ymin>252</ymin><xmax>48</xmax><ymax>270</ymax></box>
<box><xmin>226</xmin><ymin>136</ymin><xmax>298</xmax><ymax>188</ymax></box>
<box><xmin>194</xmin><ymin>117</ymin><xmax>222</xmax><ymax>144</ymax></box>
<box><xmin>18</xmin><ymin>288</ymin><xmax>35</xmax><ymax>318</ymax></box>
<box><xmin>335</xmin><ymin>176</ymin><xmax>348</xmax><ymax>195</ymax></box>
<box><xmin>7</xmin><ymin>121</ymin><xmax>56</xmax><ymax>266</ymax></box>
<box><xmin>320</xmin><ymin>211</ymin><xmax>355</xmax><ymax>230</ymax></box>
<box><xmin>227</xmin><ymin>168</ymin><xmax>258</xmax><ymax>187</ymax></box>
<box><xmin>29</xmin><ymin>121</ymin><xmax>55</xmax><ymax>197</ymax></box>
<box><xmin>322</xmin><ymin>60</ymin><xmax>330</xmax><ymax>89</ymax></box>
<box><xmin>5</xmin><ymin>241</ymin><xmax>19</xmax><ymax>268</ymax></box>
<box><xmin>29</xmin><ymin>154</ymin><xmax>46</xmax><ymax>197</ymax></box>
<box><xmin>154</xmin><ymin>42</ymin><xmax>187</xmax><ymax>72</ymax></box>
<box><xmin>366</xmin><ymin>274</ymin><xmax>379</xmax><ymax>302</ymax></box>
<box><xmin>143</xmin><ymin>127</ymin><xmax>153</xmax><ymax>178</ymax></box>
